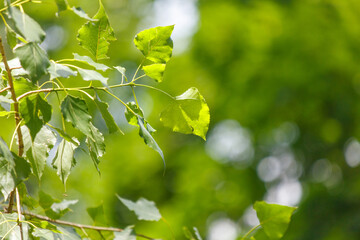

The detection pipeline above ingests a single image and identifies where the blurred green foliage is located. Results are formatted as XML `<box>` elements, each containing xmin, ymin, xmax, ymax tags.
<box><xmin>2</xmin><ymin>0</ymin><xmax>360</xmax><ymax>239</ymax></box>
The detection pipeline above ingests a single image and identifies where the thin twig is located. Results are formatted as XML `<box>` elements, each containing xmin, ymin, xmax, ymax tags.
<box><xmin>0</xmin><ymin>86</ymin><xmax>10</xmax><ymax>94</ymax></box>
<box><xmin>15</xmin><ymin>188</ymin><xmax>24</xmax><ymax>240</ymax></box>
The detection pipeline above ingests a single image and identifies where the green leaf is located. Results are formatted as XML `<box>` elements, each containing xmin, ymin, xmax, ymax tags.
<box><xmin>13</xmin><ymin>154</ymin><xmax>31</xmax><ymax>185</ymax></box>
<box><xmin>52</xmin><ymin>139</ymin><xmax>77</xmax><ymax>185</ymax></box>
<box><xmin>253</xmin><ymin>201</ymin><xmax>297</xmax><ymax>240</ymax></box>
<box><xmin>160</xmin><ymin>87</ymin><xmax>210</xmax><ymax>140</ymax></box>
<box><xmin>61</xmin><ymin>95</ymin><xmax>92</xmax><ymax>137</ymax></box>
<box><xmin>124</xmin><ymin>101</ymin><xmax>144</xmax><ymax>126</ymax></box>
<box><xmin>86</xmin><ymin>123</ymin><xmax>105</xmax><ymax>174</ymax></box>
<box><xmin>14</xmin><ymin>42</ymin><xmax>50</xmax><ymax>82</ymax></box>
<box><xmin>114</xmin><ymin>226</ymin><xmax>136</xmax><ymax>240</ymax></box>
<box><xmin>48</xmin><ymin>62</ymin><xmax>77</xmax><ymax>80</ymax></box>
<box><xmin>32</xmin><ymin>226</ymin><xmax>81</xmax><ymax>239</ymax></box>
<box><xmin>19</xmin><ymin>94</ymin><xmax>52</xmax><ymax>140</ymax></box>
<box><xmin>0</xmin><ymin>213</ymin><xmax>29</xmax><ymax>238</ymax></box>
<box><xmin>94</xmin><ymin>98</ymin><xmax>123</xmax><ymax>134</ymax></box>
<box><xmin>6</xmin><ymin>25</ymin><xmax>17</xmax><ymax>49</ymax></box>
<box><xmin>0</xmin><ymin>111</ymin><xmax>14</xmax><ymax>117</ymax></box>
<box><xmin>78</xmin><ymin>68</ymin><xmax>108</xmax><ymax>86</ymax></box>
<box><xmin>77</xmin><ymin>1</ymin><xmax>116</xmax><ymax>61</ymax></box>
<box><xmin>142</xmin><ymin>63</ymin><xmax>166</xmax><ymax>82</ymax></box>
<box><xmin>49</xmin><ymin>127</ymin><xmax>79</xmax><ymax>147</ymax></box>
<box><xmin>13</xmin><ymin>77</ymin><xmax>37</xmax><ymax>97</ymax></box>
<box><xmin>17</xmin><ymin>182</ymin><xmax>38</xmax><ymax>209</ymax></box>
<box><xmin>73</xmin><ymin>53</ymin><xmax>110</xmax><ymax>71</ymax></box>
<box><xmin>87</xmin><ymin>204</ymin><xmax>107</xmax><ymax>225</ymax></box>
<box><xmin>55</xmin><ymin>0</ymin><xmax>69</xmax><ymax>15</ymax></box>
<box><xmin>71</xmin><ymin>7</ymin><xmax>95</xmax><ymax>21</ymax></box>
<box><xmin>134</xmin><ymin>25</ymin><xmax>174</xmax><ymax>63</ymax></box>
<box><xmin>51</xmin><ymin>199</ymin><xmax>78</xmax><ymax>215</ymax></box>
<box><xmin>114</xmin><ymin>66</ymin><xmax>127</xmax><ymax>79</ymax></box>
<box><xmin>9</xmin><ymin>6</ymin><xmax>46</xmax><ymax>43</ymax></box>
<box><xmin>0</xmin><ymin>137</ymin><xmax>15</xmax><ymax>200</ymax></box>
<box><xmin>117</xmin><ymin>195</ymin><xmax>162</xmax><ymax>221</ymax></box>
<box><xmin>22</xmin><ymin>126</ymin><xmax>56</xmax><ymax>180</ymax></box>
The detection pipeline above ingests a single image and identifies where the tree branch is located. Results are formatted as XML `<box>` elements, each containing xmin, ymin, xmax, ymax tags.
<box><xmin>0</xmin><ymin>86</ymin><xmax>10</xmax><ymax>94</ymax></box>
<box><xmin>20</xmin><ymin>211</ymin><xmax>158</xmax><ymax>240</ymax></box>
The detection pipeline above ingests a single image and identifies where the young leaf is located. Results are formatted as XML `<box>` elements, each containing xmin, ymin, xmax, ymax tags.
<box><xmin>253</xmin><ymin>201</ymin><xmax>297</xmax><ymax>240</ymax></box>
<box><xmin>78</xmin><ymin>68</ymin><xmax>108</xmax><ymax>86</ymax></box>
<box><xmin>77</xmin><ymin>0</ymin><xmax>116</xmax><ymax>61</ymax></box>
<box><xmin>61</xmin><ymin>95</ymin><xmax>92</xmax><ymax>137</ymax></box>
<box><xmin>94</xmin><ymin>98</ymin><xmax>123</xmax><ymax>134</ymax></box>
<box><xmin>117</xmin><ymin>195</ymin><xmax>162</xmax><ymax>221</ymax></box>
<box><xmin>13</xmin><ymin>77</ymin><xmax>37</xmax><ymax>97</ymax></box>
<box><xmin>160</xmin><ymin>87</ymin><xmax>210</xmax><ymax>140</ymax></box>
<box><xmin>86</xmin><ymin>123</ymin><xmax>105</xmax><ymax>174</ymax></box>
<box><xmin>55</xmin><ymin>0</ymin><xmax>69</xmax><ymax>15</ymax></box>
<box><xmin>0</xmin><ymin>137</ymin><xmax>15</xmax><ymax>200</ymax></box>
<box><xmin>124</xmin><ymin>101</ymin><xmax>144</xmax><ymax>126</ymax></box>
<box><xmin>52</xmin><ymin>139</ymin><xmax>77</xmax><ymax>185</ymax></box>
<box><xmin>9</xmin><ymin>7</ymin><xmax>46</xmax><ymax>43</ymax></box>
<box><xmin>19</xmin><ymin>94</ymin><xmax>52</xmax><ymax>140</ymax></box>
<box><xmin>48</xmin><ymin>62</ymin><xmax>77</xmax><ymax>80</ymax></box>
<box><xmin>114</xmin><ymin>226</ymin><xmax>136</xmax><ymax>240</ymax></box>
<box><xmin>14</xmin><ymin>42</ymin><xmax>50</xmax><ymax>82</ymax></box>
<box><xmin>71</xmin><ymin>7</ymin><xmax>95</xmax><ymax>21</ymax></box>
<box><xmin>73</xmin><ymin>53</ymin><xmax>110</xmax><ymax>71</ymax></box>
<box><xmin>134</xmin><ymin>25</ymin><xmax>174</xmax><ymax>63</ymax></box>
<box><xmin>143</xmin><ymin>63</ymin><xmax>166</xmax><ymax>82</ymax></box>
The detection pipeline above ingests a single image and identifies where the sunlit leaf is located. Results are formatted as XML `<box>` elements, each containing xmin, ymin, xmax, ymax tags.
<box><xmin>77</xmin><ymin>1</ymin><xmax>116</xmax><ymax>61</ymax></box>
<box><xmin>134</xmin><ymin>25</ymin><xmax>174</xmax><ymax>63</ymax></box>
<box><xmin>9</xmin><ymin>6</ymin><xmax>46</xmax><ymax>43</ymax></box>
<box><xmin>0</xmin><ymin>137</ymin><xmax>15</xmax><ymax>200</ymax></box>
<box><xmin>61</xmin><ymin>95</ymin><xmax>92</xmax><ymax>137</ymax></box>
<box><xmin>117</xmin><ymin>195</ymin><xmax>162</xmax><ymax>221</ymax></box>
<box><xmin>78</xmin><ymin>68</ymin><xmax>108</xmax><ymax>86</ymax></box>
<box><xmin>71</xmin><ymin>7</ymin><xmax>95</xmax><ymax>21</ymax></box>
<box><xmin>114</xmin><ymin>226</ymin><xmax>136</xmax><ymax>240</ymax></box>
<box><xmin>14</xmin><ymin>42</ymin><xmax>50</xmax><ymax>82</ymax></box>
<box><xmin>13</xmin><ymin>77</ymin><xmax>37</xmax><ymax>97</ymax></box>
<box><xmin>48</xmin><ymin>62</ymin><xmax>77</xmax><ymax>80</ymax></box>
<box><xmin>86</xmin><ymin>123</ymin><xmax>105</xmax><ymax>174</ymax></box>
<box><xmin>142</xmin><ymin>63</ymin><xmax>166</xmax><ymax>82</ymax></box>
<box><xmin>6</xmin><ymin>25</ymin><xmax>17</xmax><ymax>49</ymax></box>
<box><xmin>160</xmin><ymin>87</ymin><xmax>210</xmax><ymax>140</ymax></box>
<box><xmin>94</xmin><ymin>98</ymin><xmax>123</xmax><ymax>134</ymax></box>
<box><xmin>32</xmin><ymin>226</ymin><xmax>81</xmax><ymax>239</ymax></box>
<box><xmin>0</xmin><ymin>213</ymin><xmax>29</xmax><ymax>238</ymax></box>
<box><xmin>19</xmin><ymin>94</ymin><xmax>52</xmax><ymax>140</ymax></box>
<box><xmin>73</xmin><ymin>53</ymin><xmax>110</xmax><ymax>71</ymax></box>
<box><xmin>124</xmin><ymin>101</ymin><xmax>144</xmax><ymax>126</ymax></box>
<box><xmin>253</xmin><ymin>201</ymin><xmax>297</xmax><ymax>240</ymax></box>
<box><xmin>52</xmin><ymin>139</ymin><xmax>77</xmax><ymax>185</ymax></box>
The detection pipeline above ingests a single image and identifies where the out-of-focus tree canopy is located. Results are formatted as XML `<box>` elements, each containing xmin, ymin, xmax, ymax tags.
<box><xmin>1</xmin><ymin>0</ymin><xmax>360</xmax><ymax>239</ymax></box>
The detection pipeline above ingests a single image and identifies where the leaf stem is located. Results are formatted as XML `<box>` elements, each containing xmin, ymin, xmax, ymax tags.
<box><xmin>0</xmin><ymin>86</ymin><xmax>10</xmax><ymax>94</ymax></box>
<box><xmin>15</xmin><ymin>188</ymin><xmax>24</xmax><ymax>240</ymax></box>
<box><xmin>132</xmin><ymin>83</ymin><xmax>175</xmax><ymax>100</ymax></box>
<box><xmin>241</xmin><ymin>224</ymin><xmax>260</xmax><ymax>240</ymax></box>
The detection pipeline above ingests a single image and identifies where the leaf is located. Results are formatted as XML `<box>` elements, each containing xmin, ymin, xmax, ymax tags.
<box><xmin>124</xmin><ymin>101</ymin><xmax>144</xmax><ymax>126</ymax></box>
<box><xmin>160</xmin><ymin>87</ymin><xmax>210</xmax><ymax>140</ymax></box>
<box><xmin>17</xmin><ymin>182</ymin><xmax>38</xmax><ymax>209</ymax></box>
<box><xmin>0</xmin><ymin>58</ymin><xmax>27</xmax><ymax>77</ymax></box>
<box><xmin>114</xmin><ymin>226</ymin><xmax>136</xmax><ymax>240</ymax></box>
<box><xmin>0</xmin><ymin>137</ymin><xmax>15</xmax><ymax>200</ymax></box>
<box><xmin>77</xmin><ymin>1</ymin><xmax>116</xmax><ymax>61</ymax></box>
<box><xmin>0</xmin><ymin>111</ymin><xmax>14</xmax><ymax>117</ymax></box>
<box><xmin>61</xmin><ymin>95</ymin><xmax>92</xmax><ymax>137</ymax></box>
<box><xmin>86</xmin><ymin>123</ymin><xmax>105</xmax><ymax>174</ymax></box>
<box><xmin>0</xmin><ymin>213</ymin><xmax>29</xmax><ymax>238</ymax></box>
<box><xmin>22</xmin><ymin>126</ymin><xmax>56</xmax><ymax>180</ymax></box>
<box><xmin>94</xmin><ymin>98</ymin><xmax>123</xmax><ymax>134</ymax></box>
<box><xmin>78</xmin><ymin>68</ymin><xmax>108</xmax><ymax>86</ymax></box>
<box><xmin>49</xmin><ymin>127</ymin><xmax>79</xmax><ymax>147</ymax></box>
<box><xmin>13</xmin><ymin>154</ymin><xmax>31</xmax><ymax>185</ymax></box>
<box><xmin>9</xmin><ymin>6</ymin><xmax>46</xmax><ymax>43</ymax></box>
<box><xmin>142</xmin><ymin>63</ymin><xmax>166</xmax><ymax>82</ymax></box>
<box><xmin>73</xmin><ymin>53</ymin><xmax>110</xmax><ymax>71</ymax></box>
<box><xmin>32</xmin><ymin>226</ymin><xmax>81</xmax><ymax>240</ymax></box>
<box><xmin>14</xmin><ymin>42</ymin><xmax>50</xmax><ymax>82</ymax></box>
<box><xmin>51</xmin><ymin>199</ymin><xmax>78</xmax><ymax>215</ymax></box>
<box><xmin>117</xmin><ymin>195</ymin><xmax>162</xmax><ymax>221</ymax></box>
<box><xmin>55</xmin><ymin>0</ymin><xmax>69</xmax><ymax>15</ymax></box>
<box><xmin>6</xmin><ymin>25</ymin><xmax>17</xmax><ymax>49</ymax></box>
<box><xmin>48</xmin><ymin>62</ymin><xmax>77</xmax><ymax>80</ymax></box>
<box><xmin>71</xmin><ymin>7</ymin><xmax>95</xmax><ymax>21</ymax></box>
<box><xmin>114</xmin><ymin>66</ymin><xmax>126</xmax><ymax>79</ymax></box>
<box><xmin>87</xmin><ymin>204</ymin><xmax>107</xmax><ymax>225</ymax></box>
<box><xmin>134</xmin><ymin>25</ymin><xmax>174</xmax><ymax>63</ymax></box>
<box><xmin>13</xmin><ymin>77</ymin><xmax>37</xmax><ymax>97</ymax></box>
<box><xmin>19</xmin><ymin>94</ymin><xmax>52</xmax><ymax>140</ymax></box>
<box><xmin>253</xmin><ymin>201</ymin><xmax>297</xmax><ymax>240</ymax></box>
<box><xmin>51</xmin><ymin>139</ymin><xmax>77</xmax><ymax>185</ymax></box>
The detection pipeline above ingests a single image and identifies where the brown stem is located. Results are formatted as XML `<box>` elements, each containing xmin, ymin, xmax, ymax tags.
<box><xmin>0</xmin><ymin>86</ymin><xmax>10</xmax><ymax>94</ymax></box>
<box><xmin>0</xmin><ymin>37</ymin><xmax>24</xmax><ymax>213</ymax></box>
<box><xmin>19</xmin><ymin>210</ymin><xmax>158</xmax><ymax>240</ymax></box>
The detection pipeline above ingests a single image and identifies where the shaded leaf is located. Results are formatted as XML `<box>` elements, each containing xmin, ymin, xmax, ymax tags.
<box><xmin>0</xmin><ymin>137</ymin><xmax>15</xmax><ymax>200</ymax></box>
<box><xmin>19</xmin><ymin>94</ymin><xmax>52</xmax><ymax>140</ymax></box>
<box><xmin>124</xmin><ymin>101</ymin><xmax>144</xmax><ymax>126</ymax></box>
<box><xmin>143</xmin><ymin>63</ymin><xmax>166</xmax><ymax>82</ymax></box>
<box><xmin>87</xmin><ymin>204</ymin><xmax>107</xmax><ymax>225</ymax></box>
<box><xmin>160</xmin><ymin>87</ymin><xmax>210</xmax><ymax>140</ymax></box>
<box><xmin>6</xmin><ymin>25</ymin><xmax>17</xmax><ymax>49</ymax></box>
<box><xmin>51</xmin><ymin>139</ymin><xmax>77</xmax><ymax>185</ymax></box>
<box><xmin>14</xmin><ymin>42</ymin><xmax>50</xmax><ymax>82</ymax></box>
<box><xmin>78</xmin><ymin>68</ymin><xmax>108</xmax><ymax>86</ymax></box>
<box><xmin>10</xmin><ymin>6</ymin><xmax>46</xmax><ymax>43</ymax></box>
<box><xmin>77</xmin><ymin>1</ymin><xmax>116</xmax><ymax>61</ymax></box>
<box><xmin>114</xmin><ymin>66</ymin><xmax>127</xmax><ymax>80</ymax></box>
<box><xmin>114</xmin><ymin>226</ymin><xmax>136</xmax><ymax>240</ymax></box>
<box><xmin>94</xmin><ymin>98</ymin><xmax>123</xmax><ymax>134</ymax></box>
<box><xmin>134</xmin><ymin>25</ymin><xmax>174</xmax><ymax>63</ymax></box>
<box><xmin>49</xmin><ymin>127</ymin><xmax>79</xmax><ymax>147</ymax></box>
<box><xmin>13</xmin><ymin>77</ymin><xmax>37</xmax><ymax>97</ymax></box>
<box><xmin>48</xmin><ymin>62</ymin><xmax>77</xmax><ymax>80</ymax></box>
<box><xmin>0</xmin><ymin>58</ymin><xmax>27</xmax><ymax>77</ymax></box>
<box><xmin>117</xmin><ymin>195</ymin><xmax>162</xmax><ymax>221</ymax></box>
<box><xmin>13</xmin><ymin>154</ymin><xmax>31</xmax><ymax>185</ymax></box>
<box><xmin>17</xmin><ymin>182</ymin><xmax>38</xmax><ymax>209</ymax></box>
<box><xmin>73</xmin><ymin>53</ymin><xmax>110</xmax><ymax>71</ymax></box>
<box><xmin>61</xmin><ymin>95</ymin><xmax>92</xmax><ymax>137</ymax></box>
<box><xmin>55</xmin><ymin>0</ymin><xmax>69</xmax><ymax>15</ymax></box>
<box><xmin>32</xmin><ymin>226</ymin><xmax>81</xmax><ymax>240</ymax></box>
<box><xmin>0</xmin><ymin>213</ymin><xmax>29</xmax><ymax>239</ymax></box>
<box><xmin>253</xmin><ymin>201</ymin><xmax>297</xmax><ymax>240</ymax></box>
<box><xmin>86</xmin><ymin>123</ymin><xmax>105</xmax><ymax>174</ymax></box>
<box><xmin>71</xmin><ymin>7</ymin><xmax>95</xmax><ymax>21</ymax></box>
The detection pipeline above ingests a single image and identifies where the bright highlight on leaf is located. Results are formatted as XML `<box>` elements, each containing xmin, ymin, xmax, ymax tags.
<box><xmin>143</xmin><ymin>64</ymin><xmax>166</xmax><ymax>82</ymax></box>
<box><xmin>253</xmin><ymin>201</ymin><xmax>297</xmax><ymax>240</ymax></box>
<box><xmin>77</xmin><ymin>0</ymin><xmax>116</xmax><ymax>61</ymax></box>
<box><xmin>52</xmin><ymin>139</ymin><xmax>77</xmax><ymax>186</ymax></box>
<box><xmin>117</xmin><ymin>195</ymin><xmax>162</xmax><ymax>221</ymax></box>
<box><xmin>160</xmin><ymin>87</ymin><xmax>210</xmax><ymax>140</ymax></box>
<box><xmin>48</xmin><ymin>62</ymin><xmax>77</xmax><ymax>80</ymax></box>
